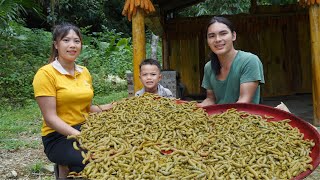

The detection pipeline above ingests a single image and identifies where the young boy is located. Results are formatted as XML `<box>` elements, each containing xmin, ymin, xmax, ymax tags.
<box><xmin>135</xmin><ymin>59</ymin><xmax>173</xmax><ymax>98</ymax></box>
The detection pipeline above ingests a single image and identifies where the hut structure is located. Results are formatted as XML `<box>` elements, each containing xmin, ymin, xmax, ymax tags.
<box><xmin>123</xmin><ymin>0</ymin><xmax>320</xmax><ymax>125</ymax></box>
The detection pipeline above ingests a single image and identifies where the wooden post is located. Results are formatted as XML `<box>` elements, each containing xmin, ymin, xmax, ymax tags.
<box><xmin>162</xmin><ymin>32</ymin><xmax>169</xmax><ymax>69</ymax></box>
<box><xmin>309</xmin><ymin>5</ymin><xmax>320</xmax><ymax>126</ymax></box>
<box><xmin>132</xmin><ymin>8</ymin><xmax>146</xmax><ymax>93</ymax></box>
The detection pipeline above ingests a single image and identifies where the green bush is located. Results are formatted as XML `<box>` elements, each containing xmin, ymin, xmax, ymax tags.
<box><xmin>0</xmin><ymin>22</ymin><xmax>51</xmax><ymax>106</ymax></box>
<box><xmin>78</xmin><ymin>27</ymin><xmax>133</xmax><ymax>77</ymax></box>
<box><xmin>77</xmin><ymin>26</ymin><xmax>133</xmax><ymax>95</ymax></box>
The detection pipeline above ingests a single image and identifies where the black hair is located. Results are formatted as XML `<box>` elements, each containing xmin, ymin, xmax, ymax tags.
<box><xmin>206</xmin><ymin>16</ymin><xmax>235</xmax><ymax>75</ymax></box>
<box><xmin>48</xmin><ymin>22</ymin><xmax>82</xmax><ymax>63</ymax></box>
<box><xmin>139</xmin><ymin>58</ymin><xmax>161</xmax><ymax>71</ymax></box>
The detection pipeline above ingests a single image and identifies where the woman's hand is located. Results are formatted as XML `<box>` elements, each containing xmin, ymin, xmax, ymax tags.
<box><xmin>100</xmin><ymin>103</ymin><xmax>116</xmax><ymax>111</ymax></box>
<box><xmin>198</xmin><ymin>90</ymin><xmax>216</xmax><ymax>107</ymax></box>
<box><xmin>93</xmin><ymin>102</ymin><xmax>117</xmax><ymax>112</ymax></box>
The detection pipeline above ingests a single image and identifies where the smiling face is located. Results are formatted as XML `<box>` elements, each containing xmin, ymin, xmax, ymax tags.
<box><xmin>54</xmin><ymin>29</ymin><xmax>82</xmax><ymax>63</ymax></box>
<box><xmin>207</xmin><ymin>22</ymin><xmax>236</xmax><ymax>56</ymax></box>
<box><xmin>139</xmin><ymin>64</ymin><xmax>162</xmax><ymax>93</ymax></box>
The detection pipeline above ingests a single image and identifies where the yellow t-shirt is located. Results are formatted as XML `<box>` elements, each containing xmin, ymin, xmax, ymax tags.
<box><xmin>33</xmin><ymin>60</ymin><xmax>94</xmax><ymax>136</ymax></box>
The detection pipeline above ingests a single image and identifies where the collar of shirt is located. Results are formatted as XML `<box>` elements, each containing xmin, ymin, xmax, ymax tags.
<box><xmin>51</xmin><ymin>58</ymin><xmax>83</xmax><ymax>75</ymax></box>
<box><xmin>139</xmin><ymin>84</ymin><xmax>164</xmax><ymax>96</ymax></box>
<box><xmin>157</xmin><ymin>84</ymin><xmax>166</xmax><ymax>96</ymax></box>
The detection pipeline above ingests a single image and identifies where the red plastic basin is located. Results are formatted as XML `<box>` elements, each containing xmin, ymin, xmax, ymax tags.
<box><xmin>203</xmin><ymin>103</ymin><xmax>320</xmax><ymax>180</ymax></box>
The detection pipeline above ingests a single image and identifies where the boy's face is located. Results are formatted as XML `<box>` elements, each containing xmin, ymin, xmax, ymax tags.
<box><xmin>139</xmin><ymin>64</ymin><xmax>162</xmax><ymax>92</ymax></box>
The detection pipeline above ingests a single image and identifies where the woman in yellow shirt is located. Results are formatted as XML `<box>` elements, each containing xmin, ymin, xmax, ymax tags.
<box><xmin>33</xmin><ymin>22</ymin><xmax>112</xmax><ymax>178</ymax></box>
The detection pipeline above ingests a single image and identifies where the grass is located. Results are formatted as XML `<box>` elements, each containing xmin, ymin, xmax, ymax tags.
<box><xmin>0</xmin><ymin>100</ymin><xmax>41</xmax><ymax>149</ymax></box>
<box><xmin>92</xmin><ymin>91</ymin><xmax>129</xmax><ymax>105</ymax></box>
<box><xmin>29</xmin><ymin>161</ymin><xmax>44</xmax><ymax>173</ymax></box>
<box><xmin>0</xmin><ymin>91</ymin><xmax>129</xmax><ymax>150</ymax></box>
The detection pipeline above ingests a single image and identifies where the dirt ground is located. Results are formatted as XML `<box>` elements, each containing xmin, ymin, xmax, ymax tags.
<box><xmin>0</xmin><ymin>147</ymin><xmax>54</xmax><ymax>179</ymax></box>
<box><xmin>0</xmin><ymin>134</ymin><xmax>54</xmax><ymax>180</ymax></box>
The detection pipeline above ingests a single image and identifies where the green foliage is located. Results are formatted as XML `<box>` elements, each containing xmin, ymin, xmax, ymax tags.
<box><xmin>77</xmin><ymin>26</ymin><xmax>133</xmax><ymax>95</ymax></box>
<box><xmin>259</xmin><ymin>0</ymin><xmax>297</xmax><ymax>5</ymax></box>
<box><xmin>0</xmin><ymin>0</ymin><xmax>25</xmax><ymax>27</ymax></box>
<box><xmin>0</xmin><ymin>22</ymin><xmax>51</xmax><ymax>105</ymax></box>
<box><xmin>179</xmin><ymin>0</ymin><xmax>251</xmax><ymax>16</ymax></box>
<box><xmin>179</xmin><ymin>0</ymin><xmax>299</xmax><ymax>16</ymax></box>
<box><xmin>0</xmin><ymin>0</ymin><xmax>43</xmax><ymax>28</ymax></box>
<box><xmin>53</xmin><ymin>0</ymin><xmax>106</xmax><ymax>26</ymax></box>
<box><xmin>45</xmin><ymin>0</ymin><xmax>131</xmax><ymax>36</ymax></box>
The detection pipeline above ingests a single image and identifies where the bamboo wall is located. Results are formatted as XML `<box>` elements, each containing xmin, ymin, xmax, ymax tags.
<box><xmin>163</xmin><ymin>5</ymin><xmax>312</xmax><ymax>97</ymax></box>
<box><xmin>170</xmin><ymin>38</ymin><xmax>201</xmax><ymax>94</ymax></box>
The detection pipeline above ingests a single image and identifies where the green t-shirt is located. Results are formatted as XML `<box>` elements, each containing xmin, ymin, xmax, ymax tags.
<box><xmin>201</xmin><ymin>50</ymin><xmax>265</xmax><ymax>104</ymax></box>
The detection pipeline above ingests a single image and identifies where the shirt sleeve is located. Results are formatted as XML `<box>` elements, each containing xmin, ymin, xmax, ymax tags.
<box><xmin>83</xmin><ymin>67</ymin><xmax>93</xmax><ymax>91</ymax></box>
<box><xmin>33</xmin><ymin>69</ymin><xmax>56</xmax><ymax>97</ymax></box>
<box><xmin>201</xmin><ymin>62</ymin><xmax>213</xmax><ymax>90</ymax></box>
<box><xmin>240</xmin><ymin>55</ymin><xmax>265</xmax><ymax>85</ymax></box>
<box><xmin>165</xmin><ymin>88</ymin><xmax>173</xmax><ymax>98</ymax></box>
<box><xmin>135</xmin><ymin>89</ymin><xmax>143</xmax><ymax>96</ymax></box>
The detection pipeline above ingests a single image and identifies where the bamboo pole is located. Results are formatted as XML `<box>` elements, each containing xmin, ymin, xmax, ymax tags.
<box><xmin>132</xmin><ymin>8</ymin><xmax>146</xmax><ymax>92</ymax></box>
<box><xmin>309</xmin><ymin>5</ymin><xmax>320</xmax><ymax>126</ymax></box>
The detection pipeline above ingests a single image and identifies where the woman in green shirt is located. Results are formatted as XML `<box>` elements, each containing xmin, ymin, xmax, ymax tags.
<box><xmin>198</xmin><ymin>16</ymin><xmax>265</xmax><ymax>106</ymax></box>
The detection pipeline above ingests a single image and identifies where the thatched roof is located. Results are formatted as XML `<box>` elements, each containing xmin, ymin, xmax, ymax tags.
<box><xmin>299</xmin><ymin>0</ymin><xmax>320</xmax><ymax>6</ymax></box>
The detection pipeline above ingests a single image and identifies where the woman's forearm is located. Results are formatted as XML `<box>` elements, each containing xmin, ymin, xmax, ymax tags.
<box><xmin>45</xmin><ymin>116</ymin><xmax>80</xmax><ymax>136</ymax></box>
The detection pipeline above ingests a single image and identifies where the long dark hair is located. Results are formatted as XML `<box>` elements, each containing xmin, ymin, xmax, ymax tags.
<box><xmin>48</xmin><ymin>22</ymin><xmax>83</xmax><ymax>63</ymax></box>
<box><xmin>206</xmin><ymin>16</ymin><xmax>235</xmax><ymax>75</ymax></box>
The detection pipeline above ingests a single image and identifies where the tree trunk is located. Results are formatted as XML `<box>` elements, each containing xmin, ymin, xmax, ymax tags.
<box><xmin>151</xmin><ymin>33</ymin><xmax>159</xmax><ymax>60</ymax></box>
<box><xmin>50</xmin><ymin>0</ymin><xmax>56</xmax><ymax>26</ymax></box>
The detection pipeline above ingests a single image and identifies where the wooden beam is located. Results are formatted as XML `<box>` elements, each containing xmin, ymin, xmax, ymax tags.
<box><xmin>250</xmin><ymin>0</ymin><xmax>257</xmax><ymax>13</ymax></box>
<box><xmin>309</xmin><ymin>5</ymin><xmax>320</xmax><ymax>126</ymax></box>
<box><xmin>132</xmin><ymin>8</ymin><xmax>146</xmax><ymax>93</ymax></box>
<box><xmin>145</xmin><ymin>15</ymin><xmax>163</xmax><ymax>36</ymax></box>
<box><xmin>162</xmin><ymin>32</ymin><xmax>169</xmax><ymax>69</ymax></box>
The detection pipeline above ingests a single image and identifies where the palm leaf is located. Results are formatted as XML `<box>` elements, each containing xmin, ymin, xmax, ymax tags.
<box><xmin>0</xmin><ymin>0</ymin><xmax>43</xmax><ymax>27</ymax></box>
